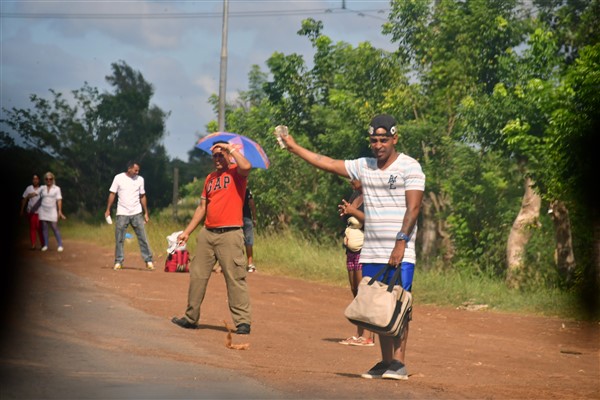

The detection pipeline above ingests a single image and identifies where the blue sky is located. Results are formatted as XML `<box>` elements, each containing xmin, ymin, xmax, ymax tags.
<box><xmin>1</xmin><ymin>1</ymin><xmax>395</xmax><ymax>160</ymax></box>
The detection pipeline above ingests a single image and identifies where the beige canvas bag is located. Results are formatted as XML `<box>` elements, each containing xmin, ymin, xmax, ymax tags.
<box><xmin>344</xmin><ymin>265</ymin><xmax>412</xmax><ymax>337</ymax></box>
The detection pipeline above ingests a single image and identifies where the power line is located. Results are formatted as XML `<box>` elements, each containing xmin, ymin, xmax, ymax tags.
<box><xmin>1</xmin><ymin>7</ymin><xmax>388</xmax><ymax>21</ymax></box>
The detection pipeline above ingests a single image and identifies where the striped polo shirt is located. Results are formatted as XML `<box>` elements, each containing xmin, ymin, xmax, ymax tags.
<box><xmin>345</xmin><ymin>154</ymin><xmax>425</xmax><ymax>264</ymax></box>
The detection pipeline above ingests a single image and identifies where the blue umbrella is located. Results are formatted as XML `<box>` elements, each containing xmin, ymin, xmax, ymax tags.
<box><xmin>195</xmin><ymin>132</ymin><xmax>270</xmax><ymax>169</ymax></box>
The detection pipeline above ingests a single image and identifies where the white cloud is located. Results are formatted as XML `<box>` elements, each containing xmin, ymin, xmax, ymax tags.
<box><xmin>1</xmin><ymin>0</ymin><xmax>394</xmax><ymax>160</ymax></box>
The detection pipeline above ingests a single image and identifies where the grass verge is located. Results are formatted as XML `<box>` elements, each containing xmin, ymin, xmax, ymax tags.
<box><xmin>50</xmin><ymin>220</ymin><xmax>594</xmax><ymax>321</ymax></box>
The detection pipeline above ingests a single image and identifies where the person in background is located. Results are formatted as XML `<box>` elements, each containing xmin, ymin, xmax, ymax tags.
<box><xmin>38</xmin><ymin>172</ymin><xmax>66</xmax><ymax>252</ymax></box>
<box><xmin>20</xmin><ymin>173</ymin><xmax>45</xmax><ymax>250</ymax></box>
<box><xmin>243</xmin><ymin>187</ymin><xmax>258</xmax><ymax>272</ymax></box>
<box><xmin>171</xmin><ymin>140</ymin><xmax>253</xmax><ymax>335</ymax></box>
<box><xmin>280</xmin><ymin>114</ymin><xmax>425</xmax><ymax>380</ymax></box>
<box><xmin>338</xmin><ymin>179</ymin><xmax>375</xmax><ymax>347</ymax></box>
<box><xmin>105</xmin><ymin>160</ymin><xmax>154</xmax><ymax>271</ymax></box>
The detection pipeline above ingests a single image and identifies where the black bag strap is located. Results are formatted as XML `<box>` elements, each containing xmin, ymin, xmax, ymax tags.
<box><xmin>367</xmin><ymin>265</ymin><xmax>403</xmax><ymax>293</ymax></box>
<box><xmin>30</xmin><ymin>196</ymin><xmax>42</xmax><ymax>213</ymax></box>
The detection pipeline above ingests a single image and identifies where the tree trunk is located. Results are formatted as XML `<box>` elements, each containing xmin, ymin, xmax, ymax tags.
<box><xmin>419</xmin><ymin>191</ymin><xmax>454</xmax><ymax>267</ymax></box>
<box><xmin>430</xmin><ymin>191</ymin><xmax>455</xmax><ymax>264</ymax></box>
<box><xmin>420</xmin><ymin>196</ymin><xmax>438</xmax><ymax>264</ymax></box>
<box><xmin>548</xmin><ymin>200</ymin><xmax>576</xmax><ymax>282</ymax></box>
<box><xmin>506</xmin><ymin>175</ymin><xmax>542</xmax><ymax>288</ymax></box>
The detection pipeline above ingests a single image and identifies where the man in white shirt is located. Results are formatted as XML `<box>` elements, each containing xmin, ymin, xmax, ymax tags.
<box><xmin>105</xmin><ymin>161</ymin><xmax>154</xmax><ymax>271</ymax></box>
<box><xmin>280</xmin><ymin>114</ymin><xmax>425</xmax><ymax>381</ymax></box>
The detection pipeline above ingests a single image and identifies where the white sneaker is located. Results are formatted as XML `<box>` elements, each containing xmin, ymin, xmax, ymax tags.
<box><xmin>41</xmin><ymin>246</ymin><xmax>48</xmax><ymax>252</ymax></box>
<box><xmin>57</xmin><ymin>246</ymin><xmax>64</xmax><ymax>252</ymax></box>
<box><xmin>113</xmin><ymin>263</ymin><xmax>122</xmax><ymax>270</ymax></box>
<box><xmin>146</xmin><ymin>262</ymin><xmax>155</xmax><ymax>271</ymax></box>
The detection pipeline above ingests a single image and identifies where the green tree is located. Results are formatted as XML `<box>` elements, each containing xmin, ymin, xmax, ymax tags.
<box><xmin>218</xmin><ymin>21</ymin><xmax>411</xmax><ymax>238</ymax></box>
<box><xmin>459</xmin><ymin>23</ymin><xmax>564</xmax><ymax>286</ymax></box>
<box><xmin>383</xmin><ymin>0</ymin><xmax>529</xmax><ymax>268</ymax></box>
<box><xmin>534</xmin><ymin>0</ymin><xmax>600</xmax><ymax>64</ymax></box>
<box><xmin>459</xmin><ymin>0</ymin><xmax>598</xmax><ymax>291</ymax></box>
<box><xmin>1</xmin><ymin>61</ymin><xmax>172</xmax><ymax>215</ymax></box>
<box><xmin>208</xmin><ymin>2</ymin><xmax>595</xmax><ymax>300</ymax></box>
<box><xmin>544</xmin><ymin>43</ymin><xmax>600</xmax><ymax>314</ymax></box>
<box><xmin>1</xmin><ymin>133</ymin><xmax>54</xmax><ymax>215</ymax></box>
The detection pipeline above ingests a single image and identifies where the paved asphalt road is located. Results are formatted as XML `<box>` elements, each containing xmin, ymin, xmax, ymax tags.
<box><xmin>0</xmin><ymin>258</ymin><xmax>284</xmax><ymax>399</ymax></box>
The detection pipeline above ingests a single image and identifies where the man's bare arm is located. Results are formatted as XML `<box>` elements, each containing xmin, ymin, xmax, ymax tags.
<box><xmin>281</xmin><ymin>131</ymin><xmax>349</xmax><ymax>178</ymax></box>
<box><xmin>388</xmin><ymin>190</ymin><xmax>424</xmax><ymax>266</ymax></box>
<box><xmin>178</xmin><ymin>197</ymin><xmax>207</xmax><ymax>244</ymax></box>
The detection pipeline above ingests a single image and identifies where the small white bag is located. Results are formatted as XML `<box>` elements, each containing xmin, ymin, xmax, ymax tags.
<box><xmin>344</xmin><ymin>216</ymin><xmax>364</xmax><ymax>252</ymax></box>
<box><xmin>166</xmin><ymin>231</ymin><xmax>186</xmax><ymax>254</ymax></box>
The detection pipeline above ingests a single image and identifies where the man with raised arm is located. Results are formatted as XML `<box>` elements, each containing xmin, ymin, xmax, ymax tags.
<box><xmin>280</xmin><ymin>114</ymin><xmax>425</xmax><ymax>380</ymax></box>
<box><xmin>171</xmin><ymin>141</ymin><xmax>253</xmax><ymax>335</ymax></box>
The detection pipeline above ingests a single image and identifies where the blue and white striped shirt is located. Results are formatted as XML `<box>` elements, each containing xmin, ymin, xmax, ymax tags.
<box><xmin>345</xmin><ymin>154</ymin><xmax>425</xmax><ymax>264</ymax></box>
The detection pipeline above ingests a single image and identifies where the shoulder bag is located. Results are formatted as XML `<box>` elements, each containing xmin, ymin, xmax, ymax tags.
<box><xmin>344</xmin><ymin>265</ymin><xmax>412</xmax><ymax>337</ymax></box>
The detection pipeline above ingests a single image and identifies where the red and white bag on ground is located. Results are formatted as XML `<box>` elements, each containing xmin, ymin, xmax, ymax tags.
<box><xmin>164</xmin><ymin>231</ymin><xmax>190</xmax><ymax>272</ymax></box>
<box><xmin>164</xmin><ymin>249</ymin><xmax>190</xmax><ymax>272</ymax></box>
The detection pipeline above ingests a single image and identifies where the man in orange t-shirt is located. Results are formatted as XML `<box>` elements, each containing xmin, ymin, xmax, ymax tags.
<box><xmin>172</xmin><ymin>140</ymin><xmax>252</xmax><ymax>335</ymax></box>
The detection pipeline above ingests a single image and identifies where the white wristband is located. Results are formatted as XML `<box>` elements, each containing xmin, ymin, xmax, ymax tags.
<box><xmin>229</xmin><ymin>147</ymin><xmax>236</xmax><ymax>154</ymax></box>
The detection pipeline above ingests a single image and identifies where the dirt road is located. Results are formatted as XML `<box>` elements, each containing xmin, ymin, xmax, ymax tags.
<box><xmin>2</xmin><ymin>240</ymin><xmax>599</xmax><ymax>399</ymax></box>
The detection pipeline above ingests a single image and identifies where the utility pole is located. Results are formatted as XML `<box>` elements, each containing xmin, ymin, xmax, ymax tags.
<box><xmin>172</xmin><ymin>167</ymin><xmax>179</xmax><ymax>219</ymax></box>
<box><xmin>218</xmin><ymin>0</ymin><xmax>229</xmax><ymax>132</ymax></box>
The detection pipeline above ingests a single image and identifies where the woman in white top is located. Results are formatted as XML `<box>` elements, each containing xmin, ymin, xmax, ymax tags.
<box><xmin>20</xmin><ymin>173</ymin><xmax>45</xmax><ymax>250</ymax></box>
<box><xmin>38</xmin><ymin>172</ymin><xmax>67</xmax><ymax>252</ymax></box>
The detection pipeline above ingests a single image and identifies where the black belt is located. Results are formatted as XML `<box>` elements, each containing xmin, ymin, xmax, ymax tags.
<box><xmin>206</xmin><ymin>226</ymin><xmax>241</xmax><ymax>234</ymax></box>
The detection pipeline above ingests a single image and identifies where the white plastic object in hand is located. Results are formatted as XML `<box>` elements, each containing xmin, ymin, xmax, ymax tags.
<box><xmin>105</xmin><ymin>215</ymin><xmax>113</xmax><ymax>225</ymax></box>
<box><xmin>274</xmin><ymin>125</ymin><xmax>289</xmax><ymax>149</ymax></box>
<box><xmin>166</xmin><ymin>230</ymin><xmax>186</xmax><ymax>253</ymax></box>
